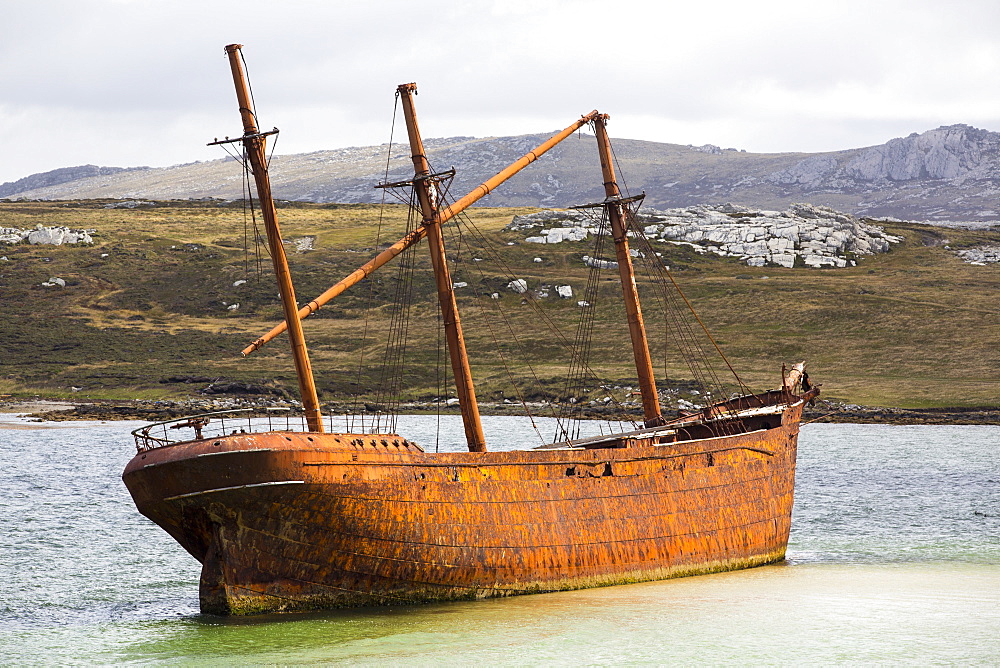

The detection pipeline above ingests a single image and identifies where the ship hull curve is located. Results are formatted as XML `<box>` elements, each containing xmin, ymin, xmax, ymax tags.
<box><xmin>123</xmin><ymin>403</ymin><xmax>803</xmax><ymax>615</ymax></box>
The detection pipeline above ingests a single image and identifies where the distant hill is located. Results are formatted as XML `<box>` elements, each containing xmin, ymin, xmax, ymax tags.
<box><xmin>0</xmin><ymin>164</ymin><xmax>148</xmax><ymax>198</ymax></box>
<box><xmin>5</xmin><ymin>124</ymin><xmax>1000</xmax><ymax>221</ymax></box>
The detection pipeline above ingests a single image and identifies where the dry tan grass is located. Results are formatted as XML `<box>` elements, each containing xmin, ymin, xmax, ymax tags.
<box><xmin>1</xmin><ymin>200</ymin><xmax>997</xmax><ymax>408</ymax></box>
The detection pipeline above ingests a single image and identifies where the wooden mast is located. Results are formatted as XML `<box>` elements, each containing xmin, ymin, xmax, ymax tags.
<box><xmin>397</xmin><ymin>83</ymin><xmax>487</xmax><ymax>452</ymax></box>
<box><xmin>222</xmin><ymin>44</ymin><xmax>324</xmax><ymax>432</ymax></box>
<box><xmin>592</xmin><ymin>115</ymin><xmax>665</xmax><ymax>427</ymax></box>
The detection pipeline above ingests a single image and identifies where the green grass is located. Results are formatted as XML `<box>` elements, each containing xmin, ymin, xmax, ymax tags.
<box><xmin>0</xmin><ymin>200</ymin><xmax>997</xmax><ymax>409</ymax></box>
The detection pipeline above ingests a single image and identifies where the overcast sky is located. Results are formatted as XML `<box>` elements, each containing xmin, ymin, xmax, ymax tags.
<box><xmin>2</xmin><ymin>0</ymin><xmax>999</xmax><ymax>184</ymax></box>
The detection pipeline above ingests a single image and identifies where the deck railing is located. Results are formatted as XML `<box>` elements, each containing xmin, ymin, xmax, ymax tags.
<box><xmin>132</xmin><ymin>408</ymin><xmax>310</xmax><ymax>452</ymax></box>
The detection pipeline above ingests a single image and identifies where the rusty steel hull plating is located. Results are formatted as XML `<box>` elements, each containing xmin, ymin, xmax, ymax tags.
<box><xmin>123</xmin><ymin>403</ymin><xmax>804</xmax><ymax>615</ymax></box>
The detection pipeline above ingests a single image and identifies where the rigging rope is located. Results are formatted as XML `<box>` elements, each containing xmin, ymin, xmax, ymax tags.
<box><xmin>443</xmin><ymin>205</ymin><xmax>548</xmax><ymax>446</ymax></box>
<box><xmin>352</xmin><ymin>92</ymin><xmax>401</xmax><ymax>432</ymax></box>
<box><xmin>217</xmin><ymin>141</ymin><xmax>268</xmax><ymax>278</ymax></box>
<box><xmin>446</xmin><ymin>210</ymin><xmax>636</xmax><ymax>424</ymax></box>
<box><xmin>603</xmin><ymin>127</ymin><xmax>750</xmax><ymax>422</ymax></box>
<box><xmin>265</xmin><ymin>130</ymin><xmax>279</xmax><ymax>172</ymax></box>
<box><xmin>238</xmin><ymin>50</ymin><xmax>260</xmax><ymax>130</ymax></box>
<box><xmin>623</xmin><ymin>206</ymin><xmax>751</xmax><ymax>433</ymax></box>
<box><xmin>342</xmin><ymin>122</ymin><xmax>758</xmax><ymax>443</ymax></box>
<box><xmin>371</xmin><ymin>206</ymin><xmax>417</xmax><ymax>433</ymax></box>
<box><xmin>435</xmin><ymin>305</ymin><xmax>443</xmax><ymax>453</ymax></box>
<box><xmin>555</xmin><ymin>209</ymin><xmax>610</xmax><ymax>441</ymax></box>
<box><xmin>421</xmin><ymin>157</ymin><xmax>637</xmax><ymax>439</ymax></box>
<box><xmin>566</xmin><ymin>206</ymin><xmax>638</xmax><ymax>437</ymax></box>
<box><xmin>599</xmin><ymin>121</ymin><xmax>755</xmax><ymax>431</ymax></box>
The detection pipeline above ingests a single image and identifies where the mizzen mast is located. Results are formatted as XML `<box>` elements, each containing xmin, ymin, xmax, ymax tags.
<box><xmin>220</xmin><ymin>44</ymin><xmax>324</xmax><ymax>432</ymax></box>
<box><xmin>592</xmin><ymin>115</ymin><xmax>664</xmax><ymax>427</ymax></box>
<box><xmin>397</xmin><ymin>83</ymin><xmax>487</xmax><ymax>452</ymax></box>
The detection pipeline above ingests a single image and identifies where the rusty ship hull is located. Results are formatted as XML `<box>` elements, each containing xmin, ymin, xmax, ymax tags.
<box><xmin>123</xmin><ymin>396</ymin><xmax>806</xmax><ymax>615</ymax></box>
<box><xmin>123</xmin><ymin>47</ymin><xmax>817</xmax><ymax>616</ymax></box>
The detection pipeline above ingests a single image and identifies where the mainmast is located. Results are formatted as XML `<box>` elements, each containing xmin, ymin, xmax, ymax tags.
<box><xmin>221</xmin><ymin>44</ymin><xmax>324</xmax><ymax>432</ymax></box>
<box><xmin>592</xmin><ymin>115</ymin><xmax>665</xmax><ymax>427</ymax></box>
<box><xmin>397</xmin><ymin>83</ymin><xmax>487</xmax><ymax>452</ymax></box>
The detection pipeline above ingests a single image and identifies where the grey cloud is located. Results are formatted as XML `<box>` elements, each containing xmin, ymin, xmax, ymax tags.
<box><xmin>2</xmin><ymin>0</ymin><xmax>1000</xmax><ymax>183</ymax></box>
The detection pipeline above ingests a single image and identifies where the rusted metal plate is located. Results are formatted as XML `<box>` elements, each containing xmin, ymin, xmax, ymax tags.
<box><xmin>122</xmin><ymin>398</ymin><xmax>806</xmax><ymax>615</ymax></box>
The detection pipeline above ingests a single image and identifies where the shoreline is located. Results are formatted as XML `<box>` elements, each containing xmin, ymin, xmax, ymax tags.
<box><xmin>2</xmin><ymin>398</ymin><xmax>997</xmax><ymax>426</ymax></box>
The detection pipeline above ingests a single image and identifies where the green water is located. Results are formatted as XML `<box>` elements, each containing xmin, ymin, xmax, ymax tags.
<box><xmin>2</xmin><ymin>419</ymin><xmax>998</xmax><ymax>664</ymax></box>
<box><xmin>23</xmin><ymin>563</ymin><xmax>999</xmax><ymax>665</ymax></box>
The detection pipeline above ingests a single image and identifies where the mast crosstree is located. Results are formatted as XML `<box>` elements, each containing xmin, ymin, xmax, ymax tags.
<box><xmin>396</xmin><ymin>83</ymin><xmax>487</xmax><ymax>452</ymax></box>
<box><xmin>220</xmin><ymin>44</ymin><xmax>324</xmax><ymax>433</ymax></box>
<box><xmin>592</xmin><ymin>115</ymin><xmax>665</xmax><ymax>427</ymax></box>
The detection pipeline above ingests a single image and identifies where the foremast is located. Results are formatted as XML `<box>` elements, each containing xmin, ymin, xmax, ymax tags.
<box><xmin>592</xmin><ymin>115</ymin><xmax>665</xmax><ymax>427</ymax></box>
<box><xmin>221</xmin><ymin>44</ymin><xmax>324</xmax><ymax>432</ymax></box>
<box><xmin>396</xmin><ymin>83</ymin><xmax>486</xmax><ymax>452</ymax></box>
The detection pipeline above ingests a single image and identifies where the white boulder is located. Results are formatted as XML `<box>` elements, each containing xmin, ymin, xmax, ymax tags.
<box><xmin>507</xmin><ymin>279</ymin><xmax>528</xmax><ymax>294</ymax></box>
<box><xmin>582</xmin><ymin>255</ymin><xmax>618</xmax><ymax>270</ymax></box>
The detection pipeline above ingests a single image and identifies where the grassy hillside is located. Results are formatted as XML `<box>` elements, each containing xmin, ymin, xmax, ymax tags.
<box><xmin>0</xmin><ymin>200</ymin><xmax>997</xmax><ymax>409</ymax></box>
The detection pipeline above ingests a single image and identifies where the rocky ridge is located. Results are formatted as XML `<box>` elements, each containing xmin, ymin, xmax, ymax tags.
<box><xmin>5</xmin><ymin>125</ymin><xmax>1000</xmax><ymax>222</ymax></box>
<box><xmin>507</xmin><ymin>203</ymin><xmax>903</xmax><ymax>268</ymax></box>
<box><xmin>0</xmin><ymin>224</ymin><xmax>95</xmax><ymax>245</ymax></box>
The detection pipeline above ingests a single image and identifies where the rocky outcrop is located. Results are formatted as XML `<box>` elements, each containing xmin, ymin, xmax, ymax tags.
<box><xmin>955</xmin><ymin>245</ymin><xmax>1000</xmax><ymax>264</ymax></box>
<box><xmin>507</xmin><ymin>203</ymin><xmax>902</xmax><ymax>269</ymax></box>
<box><xmin>102</xmin><ymin>200</ymin><xmax>155</xmax><ymax>209</ymax></box>
<box><xmin>646</xmin><ymin>203</ymin><xmax>902</xmax><ymax>268</ymax></box>
<box><xmin>767</xmin><ymin>156</ymin><xmax>838</xmax><ymax>186</ymax></box>
<box><xmin>844</xmin><ymin>124</ymin><xmax>994</xmax><ymax>181</ymax></box>
<box><xmin>0</xmin><ymin>224</ymin><xmax>94</xmax><ymax>245</ymax></box>
<box><xmin>509</xmin><ymin>210</ymin><xmax>590</xmax><ymax>231</ymax></box>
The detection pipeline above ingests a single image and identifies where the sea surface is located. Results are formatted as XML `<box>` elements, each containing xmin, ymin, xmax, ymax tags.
<box><xmin>1</xmin><ymin>416</ymin><xmax>997</xmax><ymax>665</ymax></box>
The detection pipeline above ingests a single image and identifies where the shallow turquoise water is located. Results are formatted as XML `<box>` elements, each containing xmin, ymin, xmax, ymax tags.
<box><xmin>1</xmin><ymin>419</ymin><xmax>997</xmax><ymax>664</ymax></box>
